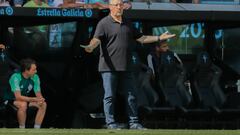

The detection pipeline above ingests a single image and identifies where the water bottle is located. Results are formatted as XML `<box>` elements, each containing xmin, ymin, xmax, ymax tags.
<box><xmin>185</xmin><ymin>80</ymin><xmax>192</xmax><ymax>95</ymax></box>
<box><xmin>236</xmin><ymin>80</ymin><xmax>240</xmax><ymax>93</ymax></box>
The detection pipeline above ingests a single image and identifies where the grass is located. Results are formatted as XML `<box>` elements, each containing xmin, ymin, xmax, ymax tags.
<box><xmin>0</xmin><ymin>129</ymin><xmax>239</xmax><ymax>135</ymax></box>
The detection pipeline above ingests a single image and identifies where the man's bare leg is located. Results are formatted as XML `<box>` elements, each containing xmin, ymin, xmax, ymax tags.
<box><xmin>14</xmin><ymin>101</ymin><xmax>28</xmax><ymax>128</ymax></box>
<box><xmin>29</xmin><ymin>101</ymin><xmax>47</xmax><ymax>128</ymax></box>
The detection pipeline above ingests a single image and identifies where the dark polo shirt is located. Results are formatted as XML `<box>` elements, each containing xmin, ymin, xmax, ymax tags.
<box><xmin>94</xmin><ymin>15</ymin><xmax>142</xmax><ymax>72</ymax></box>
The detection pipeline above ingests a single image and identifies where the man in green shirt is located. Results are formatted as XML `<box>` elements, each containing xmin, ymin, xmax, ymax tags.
<box><xmin>8</xmin><ymin>58</ymin><xmax>47</xmax><ymax>129</ymax></box>
<box><xmin>23</xmin><ymin>0</ymin><xmax>49</xmax><ymax>7</ymax></box>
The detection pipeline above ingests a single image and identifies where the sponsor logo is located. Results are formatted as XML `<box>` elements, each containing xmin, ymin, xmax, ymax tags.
<box><xmin>0</xmin><ymin>7</ymin><xmax>14</xmax><ymax>16</ymax></box>
<box><xmin>37</xmin><ymin>8</ymin><xmax>93</xmax><ymax>17</ymax></box>
<box><xmin>5</xmin><ymin>7</ymin><xmax>13</xmax><ymax>16</ymax></box>
<box><xmin>85</xmin><ymin>9</ymin><xmax>93</xmax><ymax>18</ymax></box>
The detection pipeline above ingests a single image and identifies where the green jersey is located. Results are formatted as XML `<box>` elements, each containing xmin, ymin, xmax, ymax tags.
<box><xmin>7</xmin><ymin>72</ymin><xmax>41</xmax><ymax>100</ymax></box>
<box><xmin>23</xmin><ymin>1</ymin><xmax>49</xmax><ymax>7</ymax></box>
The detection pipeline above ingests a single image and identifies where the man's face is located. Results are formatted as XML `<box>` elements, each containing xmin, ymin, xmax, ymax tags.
<box><xmin>109</xmin><ymin>0</ymin><xmax>124</xmax><ymax>17</ymax></box>
<box><xmin>156</xmin><ymin>42</ymin><xmax>169</xmax><ymax>53</ymax></box>
<box><xmin>0</xmin><ymin>44</ymin><xmax>5</xmax><ymax>50</ymax></box>
<box><xmin>26</xmin><ymin>64</ymin><xmax>37</xmax><ymax>77</ymax></box>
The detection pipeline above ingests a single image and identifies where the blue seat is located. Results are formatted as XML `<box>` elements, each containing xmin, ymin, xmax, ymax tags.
<box><xmin>157</xmin><ymin>51</ymin><xmax>192</xmax><ymax>108</ymax></box>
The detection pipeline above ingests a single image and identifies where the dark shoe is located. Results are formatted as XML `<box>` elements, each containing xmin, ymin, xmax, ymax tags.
<box><xmin>129</xmin><ymin>123</ymin><xmax>146</xmax><ymax>130</ymax></box>
<box><xmin>107</xmin><ymin>123</ymin><xmax>121</xmax><ymax>130</ymax></box>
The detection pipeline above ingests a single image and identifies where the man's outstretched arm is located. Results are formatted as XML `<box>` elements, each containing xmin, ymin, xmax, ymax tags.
<box><xmin>81</xmin><ymin>38</ymin><xmax>101</xmax><ymax>53</ymax></box>
<box><xmin>136</xmin><ymin>32</ymin><xmax>176</xmax><ymax>44</ymax></box>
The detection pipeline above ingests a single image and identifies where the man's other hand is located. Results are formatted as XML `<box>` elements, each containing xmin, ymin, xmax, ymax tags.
<box><xmin>80</xmin><ymin>45</ymin><xmax>94</xmax><ymax>53</ymax></box>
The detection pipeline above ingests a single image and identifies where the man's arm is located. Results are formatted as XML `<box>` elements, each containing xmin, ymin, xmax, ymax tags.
<box><xmin>136</xmin><ymin>32</ymin><xmax>176</xmax><ymax>44</ymax></box>
<box><xmin>35</xmin><ymin>92</ymin><xmax>43</xmax><ymax>99</ymax></box>
<box><xmin>136</xmin><ymin>36</ymin><xmax>159</xmax><ymax>44</ymax></box>
<box><xmin>83</xmin><ymin>38</ymin><xmax>101</xmax><ymax>53</ymax></box>
<box><xmin>35</xmin><ymin>91</ymin><xmax>45</xmax><ymax>105</ymax></box>
<box><xmin>14</xmin><ymin>91</ymin><xmax>40</xmax><ymax>102</ymax></box>
<box><xmin>32</xmin><ymin>74</ymin><xmax>45</xmax><ymax>105</ymax></box>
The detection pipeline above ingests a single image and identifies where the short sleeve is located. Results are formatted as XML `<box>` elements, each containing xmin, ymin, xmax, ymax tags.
<box><xmin>32</xmin><ymin>74</ymin><xmax>41</xmax><ymax>93</ymax></box>
<box><xmin>9</xmin><ymin>73</ymin><xmax>20</xmax><ymax>93</ymax></box>
<box><xmin>93</xmin><ymin>21</ymin><xmax>105</xmax><ymax>40</ymax></box>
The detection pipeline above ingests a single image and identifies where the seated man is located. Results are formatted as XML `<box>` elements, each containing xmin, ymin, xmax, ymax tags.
<box><xmin>147</xmin><ymin>39</ymin><xmax>182</xmax><ymax>80</ymax></box>
<box><xmin>8</xmin><ymin>58</ymin><xmax>47</xmax><ymax>129</ymax></box>
<box><xmin>147</xmin><ymin>40</ymin><xmax>191</xmax><ymax>107</ymax></box>
<box><xmin>147</xmin><ymin>39</ymin><xmax>184</xmax><ymax>103</ymax></box>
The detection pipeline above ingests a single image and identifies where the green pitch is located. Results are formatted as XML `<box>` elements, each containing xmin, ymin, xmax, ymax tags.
<box><xmin>0</xmin><ymin>129</ymin><xmax>239</xmax><ymax>135</ymax></box>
